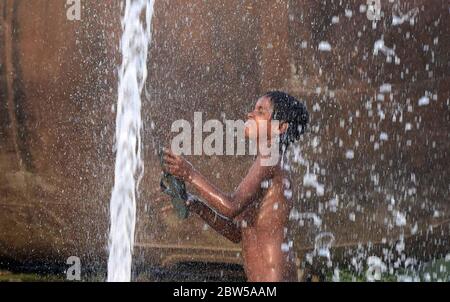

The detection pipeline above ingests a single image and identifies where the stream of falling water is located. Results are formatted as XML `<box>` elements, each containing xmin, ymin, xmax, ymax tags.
<box><xmin>107</xmin><ymin>0</ymin><xmax>155</xmax><ymax>282</ymax></box>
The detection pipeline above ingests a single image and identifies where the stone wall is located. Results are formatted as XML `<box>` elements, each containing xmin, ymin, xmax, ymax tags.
<box><xmin>0</xmin><ymin>0</ymin><xmax>448</xmax><ymax>269</ymax></box>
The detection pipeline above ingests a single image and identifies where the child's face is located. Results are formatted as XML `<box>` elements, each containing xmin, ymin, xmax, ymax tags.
<box><xmin>244</xmin><ymin>96</ymin><xmax>275</xmax><ymax>140</ymax></box>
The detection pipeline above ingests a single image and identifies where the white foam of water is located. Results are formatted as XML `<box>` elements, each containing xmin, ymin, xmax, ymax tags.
<box><xmin>314</xmin><ymin>232</ymin><xmax>335</xmax><ymax>259</ymax></box>
<box><xmin>380</xmin><ymin>132</ymin><xmax>389</xmax><ymax>141</ymax></box>
<box><xmin>328</xmin><ymin>196</ymin><xmax>339</xmax><ymax>212</ymax></box>
<box><xmin>379</xmin><ymin>83</ymin><xmax>392</xmax><ymax>93</ymax></box>
<box><xmin>332</xmin><ymin>267</ymin><xmax>340</xmax><ymax>282</ymax></box>
<box><xmin>374</xmin><ymin>40</ymin><xmax>392</xmax><ymax>56</ymax></box>
<box><xmin>373</xmin><ymin>39</ymin><xmax>400</xmax><ymax>64</ymax></box>
<box><xmin>344</xmin><ymin>9</ymin><xmax>353</xmax><ymax>18</ymax></box>
<box><xmin>318</xmin><ymin>41</ymin><xmax>332</xmax><ymax>52</ymax></box>
<box><xmin>394</xmin><ymin>211</ymin><xmax>407</xmax><ymax>227</ymax></box>
<box><xmin>107</xmin><ymin>0</ymin><xmax>155</xmax><ymax>282</ymax></box>
<box><xmin>366</xmin><ymin>256</ymin><xmax>387</xmax><ymax>281</ymax></box>
<box><xmin>392</xmin><ymin>8</ymin><xmax>419</xmax><ymax>26</ymax></box>
<box><xmin>418</xmin><ymin>96</ymin><xmax>430</xmax><ymax>106</ymax></box>
<box><xmin>405</xmin><ymin>123</ymin><xmax>412</xmax><ymax>131</ymax></box>
<box><xmin>289</xmin><ymin>209</ymin><xmax>323</xmax><ymax>227</ymax></box>
<box><xmin>345</xmin><ymin>150</ymin><xmax>355</xmax><ymax>159</ymax></box>
<box><xmin>445</xmin><ymin>254</ymin><xmax>450</xmax><ymax>262</ymax></box>
<box><xmin>303</xmin><ymin>173</ymin><xmax>325</xmax><ymax>196</ymax></box>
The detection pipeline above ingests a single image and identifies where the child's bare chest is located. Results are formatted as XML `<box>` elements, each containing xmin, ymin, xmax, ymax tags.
<box><xmin>236</xmin><ymin>177</ymin><xmax>291</xmax><ymax>230</ymax></box>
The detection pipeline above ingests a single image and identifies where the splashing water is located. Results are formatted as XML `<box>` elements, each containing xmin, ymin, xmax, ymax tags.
<box><xmin>107</xmin><ymin>0</ymin><xmax>155</xmax><ymax>282</ymax></box>
<box><xmin>314</xmin><ymin>232</ymin><xmax>335</xmax><ymax>259</ymax></box>
<box><xmin>305</xmin><ymin>232</ymin><xmax>335</xmax><ymax>266</ymax></box>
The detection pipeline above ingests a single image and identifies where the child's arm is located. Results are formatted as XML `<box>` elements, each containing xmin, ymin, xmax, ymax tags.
<box><xmin>187</xmin><ymin>193</ymin><xmax>241</xmax><ymax>244</ymax></box>
<box><xmin>163</xmin><ymin>149</ymin><xmax>275</xmax><ymax>219</ymax></box>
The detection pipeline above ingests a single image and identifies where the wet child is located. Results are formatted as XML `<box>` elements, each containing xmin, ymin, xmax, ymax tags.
<box><xmin>163</xmin><ymin>91</ymin><xmax>309</xmax><ymax>282</ymax></box>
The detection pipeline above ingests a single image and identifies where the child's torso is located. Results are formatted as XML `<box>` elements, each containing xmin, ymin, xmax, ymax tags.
<box><xmin>235</xmin><ymin>170</ymin><xmax>297</xmax><ymax>281</ymax></box>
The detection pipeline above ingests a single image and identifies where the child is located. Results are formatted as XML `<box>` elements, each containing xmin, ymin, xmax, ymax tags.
<box><xmin>163</xmin><ymin>91</ymin><xmax>309</xmax><ymax>281</ymax></box>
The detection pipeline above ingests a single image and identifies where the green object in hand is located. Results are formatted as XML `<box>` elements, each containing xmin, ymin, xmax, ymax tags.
<box><xmin>159</xmin><ymin>147</ymin><xmax>189</xmax><ymax>219</ymax></box>
<box><xmin>160</xmin><ymin>172</ymin><xmax>189</xmax><ymax>219</ymax></box>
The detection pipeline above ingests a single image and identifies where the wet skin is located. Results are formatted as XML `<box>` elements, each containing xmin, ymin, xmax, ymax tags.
<box><xmin>163</xmin><ymin>96</ymin><xmax>297</xmax><ymax>282</ymax></box>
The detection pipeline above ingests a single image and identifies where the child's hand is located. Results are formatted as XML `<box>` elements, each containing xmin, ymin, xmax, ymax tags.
<box><xmin>162</xmin><ymin>148</ymin><xmax>194</xmax><ymax>182</ymax></box>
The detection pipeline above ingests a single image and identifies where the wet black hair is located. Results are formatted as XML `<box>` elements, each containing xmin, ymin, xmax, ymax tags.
<box><xmin>265</xmin><ymin>91</ymin><xmax>309</xmax><ymax>149</ymax></box>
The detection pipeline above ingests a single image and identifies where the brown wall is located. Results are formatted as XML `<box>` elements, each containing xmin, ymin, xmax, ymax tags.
<box><xmin>0</xmin><ymin>0</ymin><xmax>448</xmax><ymax>268</ymax></box>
